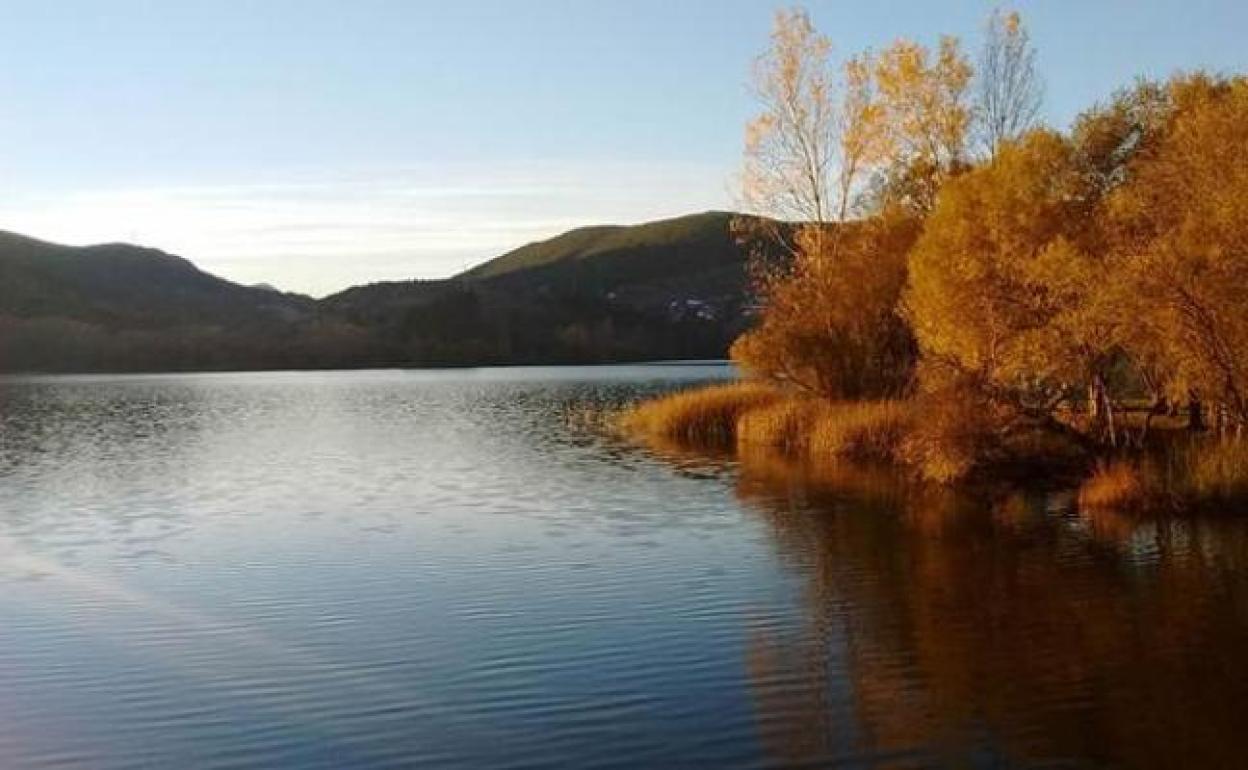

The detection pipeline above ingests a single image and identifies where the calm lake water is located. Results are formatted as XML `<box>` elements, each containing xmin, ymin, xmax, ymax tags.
<box><xmin>1</xmin><ymin>365</ymin><xmax>1247</xmax><ymax>769</ymax></box>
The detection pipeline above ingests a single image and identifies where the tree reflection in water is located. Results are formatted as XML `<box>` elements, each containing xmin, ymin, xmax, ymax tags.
<box><xmin>734</xmin><ymin>449</ymin><xmax>1248</xmax><ymax>768</ymax></box>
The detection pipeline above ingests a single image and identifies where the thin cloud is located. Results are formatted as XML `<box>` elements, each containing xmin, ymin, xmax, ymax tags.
<box><xmin>0</xmin><ymin>160</ymin><xmax>729</xmax><ymax>296</ymax></box>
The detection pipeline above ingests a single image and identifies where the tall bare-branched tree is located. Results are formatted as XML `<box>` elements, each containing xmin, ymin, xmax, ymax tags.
<box><xmin>742</xmin><ymin>7</ymin><xmax>835</xmax><ymax>232</ymax></box>
<box><xmin>740</xmin><ymin>7</ymin><xmax>889</xmax><ymax>256</ymax></box>
<box><xmin>977</xmin><ymin>9</ymin><xmax>1044</xmax><ymax>157</ymax></box>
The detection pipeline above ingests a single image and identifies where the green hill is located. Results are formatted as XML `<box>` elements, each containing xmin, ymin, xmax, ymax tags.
<box><xmin>323</xmin><ymin>211</ymin><xmax>763</xmax><ymax>365</ymax></box>
<box><xmin>462</xmin><ymin>211</ymin><xmax>741</xmax><ymax>281</ymax></box>
<box><xmin>0</xmin><ymin>211</ymin><xmax>769</xmax><ymax>372</ymax></box>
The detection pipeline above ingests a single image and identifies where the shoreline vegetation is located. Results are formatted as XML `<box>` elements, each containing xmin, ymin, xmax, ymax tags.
<box><xmin>618</xmin><ymin>381</ymin><xmax>1248</xmax><ymax>515</ymax></box>
<box><xmin>622</xmin><ymin>7</ymin><xmax>1248</xmax><ymax>517</ymax></box>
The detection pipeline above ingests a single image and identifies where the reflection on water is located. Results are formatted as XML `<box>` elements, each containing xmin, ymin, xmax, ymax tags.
<box><xmin>1</xmin><ymin>367</ymin><xmax>1247</xmax><ymax>768</ymax></box>
<box><xmin>736</xmin><ymin>451</ymin><xmax>1248</xmax><ymax>768</ymax></box>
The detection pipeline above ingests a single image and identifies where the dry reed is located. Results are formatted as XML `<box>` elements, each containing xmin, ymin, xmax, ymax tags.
<box><xmin>1078</xmin><ymin>461</ymin><xmax>1151</xmax><ymax>511</ymax></box>
<box><xmin>617</xmin><ymin>382</ymin><xmax>782</xmax><ymax>448</ymax></box>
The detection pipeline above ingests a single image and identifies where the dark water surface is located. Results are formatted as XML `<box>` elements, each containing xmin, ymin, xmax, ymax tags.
<box><xmin>1</xmin><ymin>366</ymin><xmax>1246</xmax><ymax>769</ymax></box>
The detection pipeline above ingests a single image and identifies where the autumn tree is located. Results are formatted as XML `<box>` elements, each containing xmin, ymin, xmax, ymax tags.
<box><xmin>725</xmin><ymin>6</ymin><xmax>1248</xmax><ymax>478</ymax></box>
<box><xmin>904</xmin><ymin>130</ymin><xmax>1100</xmax><ymax>414</ymax></box>
<box><xmin>976</xmin><ymin>9</ymin><xmax>1044</xmax><ymax>157</ymax></box>
<box><xmin>741</xmin><ymin>7</ymin><xmax>889</xmax><ymax>237</ymax></box>
<box><xmin>1066</xmin><ymin>80</ymin><xmax>1176</xmax><ymax>432</ymax></box>
<box><xmin>869</xmin><ymin>36</ymin><xmax>975</xmax><ymax>213</ymax></box>
<box><xmin>1069</xmin><ymin>80</ymin><xmax>1170</xmax><ymax>201</ymax></box>
<box><xmin>735</xmin><ymin>7</ymin><xmax>912</xmax><ymax>397</ymax></box>
<box><xmin>1107</xmin><ymin>74</ymin><xmax>1248</xmax><ymax>433</ymax></box>
<box><xmin>732</xmin><ymin>209</ymin><xmax>920</xmax><ymax>397</ymax></box>
<box><xmin>735</xmin><ymin>10</ymin><xmax>977</xmax><ymax>398</ymax></box>
<box><xmin>740</xmin><ymin>10</ymin><xmax>975</xmax><ymax>234</ymax></box>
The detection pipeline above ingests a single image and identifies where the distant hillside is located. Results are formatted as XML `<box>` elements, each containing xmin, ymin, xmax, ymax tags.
<box><xmin>0</xmin><ymin>231</ymin><xmax>312</xmax><ymax>327</ymax></box>
<box><xmin>463</xmin><ymin>211</ymin><xmax>742</xmax><ymax>281</ymax></box>
<box><xmin>324</xmin><ymin>211</ymin><xmax>766</xmax><ymax>365</ymax></box>
<box><xmin>0</xmin><ymin>211</ymin><xmax>771</xmax><ymax>372</ymax></box>
<box><xmin>0</xmin><ymin>232</ymin><xmax>374</xmax><ymax>372</ymax></box>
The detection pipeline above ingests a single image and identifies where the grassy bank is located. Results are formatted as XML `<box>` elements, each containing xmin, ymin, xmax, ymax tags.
<box><xmin>619</xmin><ymin>382</ymin><xmax>915</xmax><ymax>469</ymax></box>
<box><xmin>1078</xmin><ymin>440</ymin><xmax>1248</xmax><ymax>514</ymax></box>
<box><xmin>621</xmin><ymin>382</ymin><xmax>1248</xmax><ymax>515</ymax></box>
<box><xmin>617</xmin><ymin>381</ymin><xmax>1070</xmax><ymax>483</ymax></box>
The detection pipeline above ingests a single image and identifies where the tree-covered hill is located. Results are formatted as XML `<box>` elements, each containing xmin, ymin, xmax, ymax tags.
<box><xmin>0</xmin><ymin>230</ymin><xmax>313</xmax><ymax>327</ymax></box>
<box><xmin>0</xmin><ymin>211</ymin><xmax>765</xmax><ymax>372</ymax></box>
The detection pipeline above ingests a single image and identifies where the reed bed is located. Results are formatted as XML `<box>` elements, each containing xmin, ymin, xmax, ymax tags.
<box><xmin>806</xmin><ymin>400</ymin><xmax>913</xmax><ymax>461</ymax></box>
<box><xmin>735</xmin><ymin>398</ymin><xmax>822</xmax><ymax>453</ymax></box>
<box><xmin>1172</xmin><ymin>439</ymin><xmax>1248</xmax><ymax>510</ymax></box>
<box><xmin>623</xmin><ymin>382</ymin><xmax>1248</xmax><ymax>515</ymax></box>
<box><xmin>621</xmin><ymin>383</ymin><xmax>911</xmax><ymax>464</ymax></box>
<box><xmin>617</xmin><ymin>382</ymin><xmax>783</xmax><ymax>448</ymax></box>
<box><xmin>1078</xmin><ymin>461</ymin><xmax>1152</xmax><ymax>511</ymax></box>
<box><xmin>1075</xmin><ymin>441</ymin><xmax>1248</xmax><ymax>514</ymax></box>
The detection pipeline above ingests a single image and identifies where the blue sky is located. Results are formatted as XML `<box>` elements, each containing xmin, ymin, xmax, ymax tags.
<box><xmin>0</xmin><ymin>0</ymin><xmax>1244</xmax><ymax>295</ymax></box>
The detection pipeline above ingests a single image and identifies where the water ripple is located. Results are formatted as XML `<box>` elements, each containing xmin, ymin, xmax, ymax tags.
<box><xmin>1</xmin><ymin>367</ymin><xmax>1247</xmax><ymax>768</ymax></box>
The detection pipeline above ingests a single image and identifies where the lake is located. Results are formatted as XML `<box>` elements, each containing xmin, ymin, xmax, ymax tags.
<box><xmin>1</xmin><ymin>365</ymin><xmax>1246</xmax><ymax>768</ymax></box>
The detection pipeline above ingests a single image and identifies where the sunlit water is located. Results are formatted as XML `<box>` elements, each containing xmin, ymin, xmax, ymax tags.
<box><xmin>1</xmin><ymin>366</ymin><xmax>1246</xmax><ymax>769</ymax></box>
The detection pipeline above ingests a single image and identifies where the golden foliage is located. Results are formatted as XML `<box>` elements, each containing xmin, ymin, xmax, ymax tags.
<box><xmin>1107</xmin><ymin>75</ymin><xmax>1248</xmax><ymax>426</ymax></box>
<box><xmin>630</xmin><ymin>11</ymin><xmax>1248</xmax><ymax>502</ymax></box>
<box><xmin>905</xmin><ymin>129</ymin><xmax>1087</xmax><ymax>391</ymax></box>
<box><xmin>741</xmin><ymin>9</ymin><xmax>973</xmax><ymax>229</ymax></box>
<box><xmin>871</xmin><ymin>36</ymin><xmax>974</xmax><ymax>212</ymax></box>
<box><xmin>742</xmin><ymin>8</ymin><xmax>839</xmax><ymax>227</ymax></box>
<box><xmin>733</xmin><ymin>208</ymin><xmax>920</xmax><ymax>399</ymax></box>
<box><xmin>874</xmin><ymin>36</ymin><xmax>973</xmax><ymax>170</ymax></box>
<box><xmin>737</xmin><ymin>10</ymin><xmax>975</xmax><ymax>404</ymax></box>
<box><xmin>897</xmin><ymin>381</ymin><xmax>1008</xmax><ymax>483</ymax></box>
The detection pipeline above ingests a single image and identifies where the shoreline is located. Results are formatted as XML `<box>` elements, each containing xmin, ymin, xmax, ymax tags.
<box><xmin>619</xmin><ymin>381</ymin><xmax>1248</xmax><ymax>517</ymax></box>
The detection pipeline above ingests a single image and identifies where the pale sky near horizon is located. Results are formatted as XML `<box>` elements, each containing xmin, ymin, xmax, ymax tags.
<box><xmin>0</xmin><ymin>0</ymin><xmax>1244</xmax><ymax>296</ymax></box>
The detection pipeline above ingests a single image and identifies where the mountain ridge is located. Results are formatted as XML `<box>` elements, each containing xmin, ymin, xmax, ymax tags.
<box><xmin>0</xmin><ymin>210</ymin><xmax>764</xmax><ymax>372</ymax></box>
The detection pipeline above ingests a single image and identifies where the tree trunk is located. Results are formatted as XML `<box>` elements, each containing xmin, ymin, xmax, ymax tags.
<box><xmin>1188</xmin><ymin>390</ymin><xmax>1207</xmax><ymax>432</ymax></box>
<box><xmin>1092</xmin><ymin>374</ymin><xmax>1116</xmax><ymax>448</ymax></box>
<box><xmin>1137</xmin><ymin>396</ymin><xmax>1166</xmax><ymax>448</ymax></box>
<box><xmin>1102</xmin><ymin>388</ymin><xmax>1118</xmax><ymax>449</ymax></box>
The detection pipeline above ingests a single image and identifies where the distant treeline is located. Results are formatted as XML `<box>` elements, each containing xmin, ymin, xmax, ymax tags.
<box><xmin>0</xmin><ymin>305</ymin><xmax>738</xmax><ymax>373</ymax></box>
